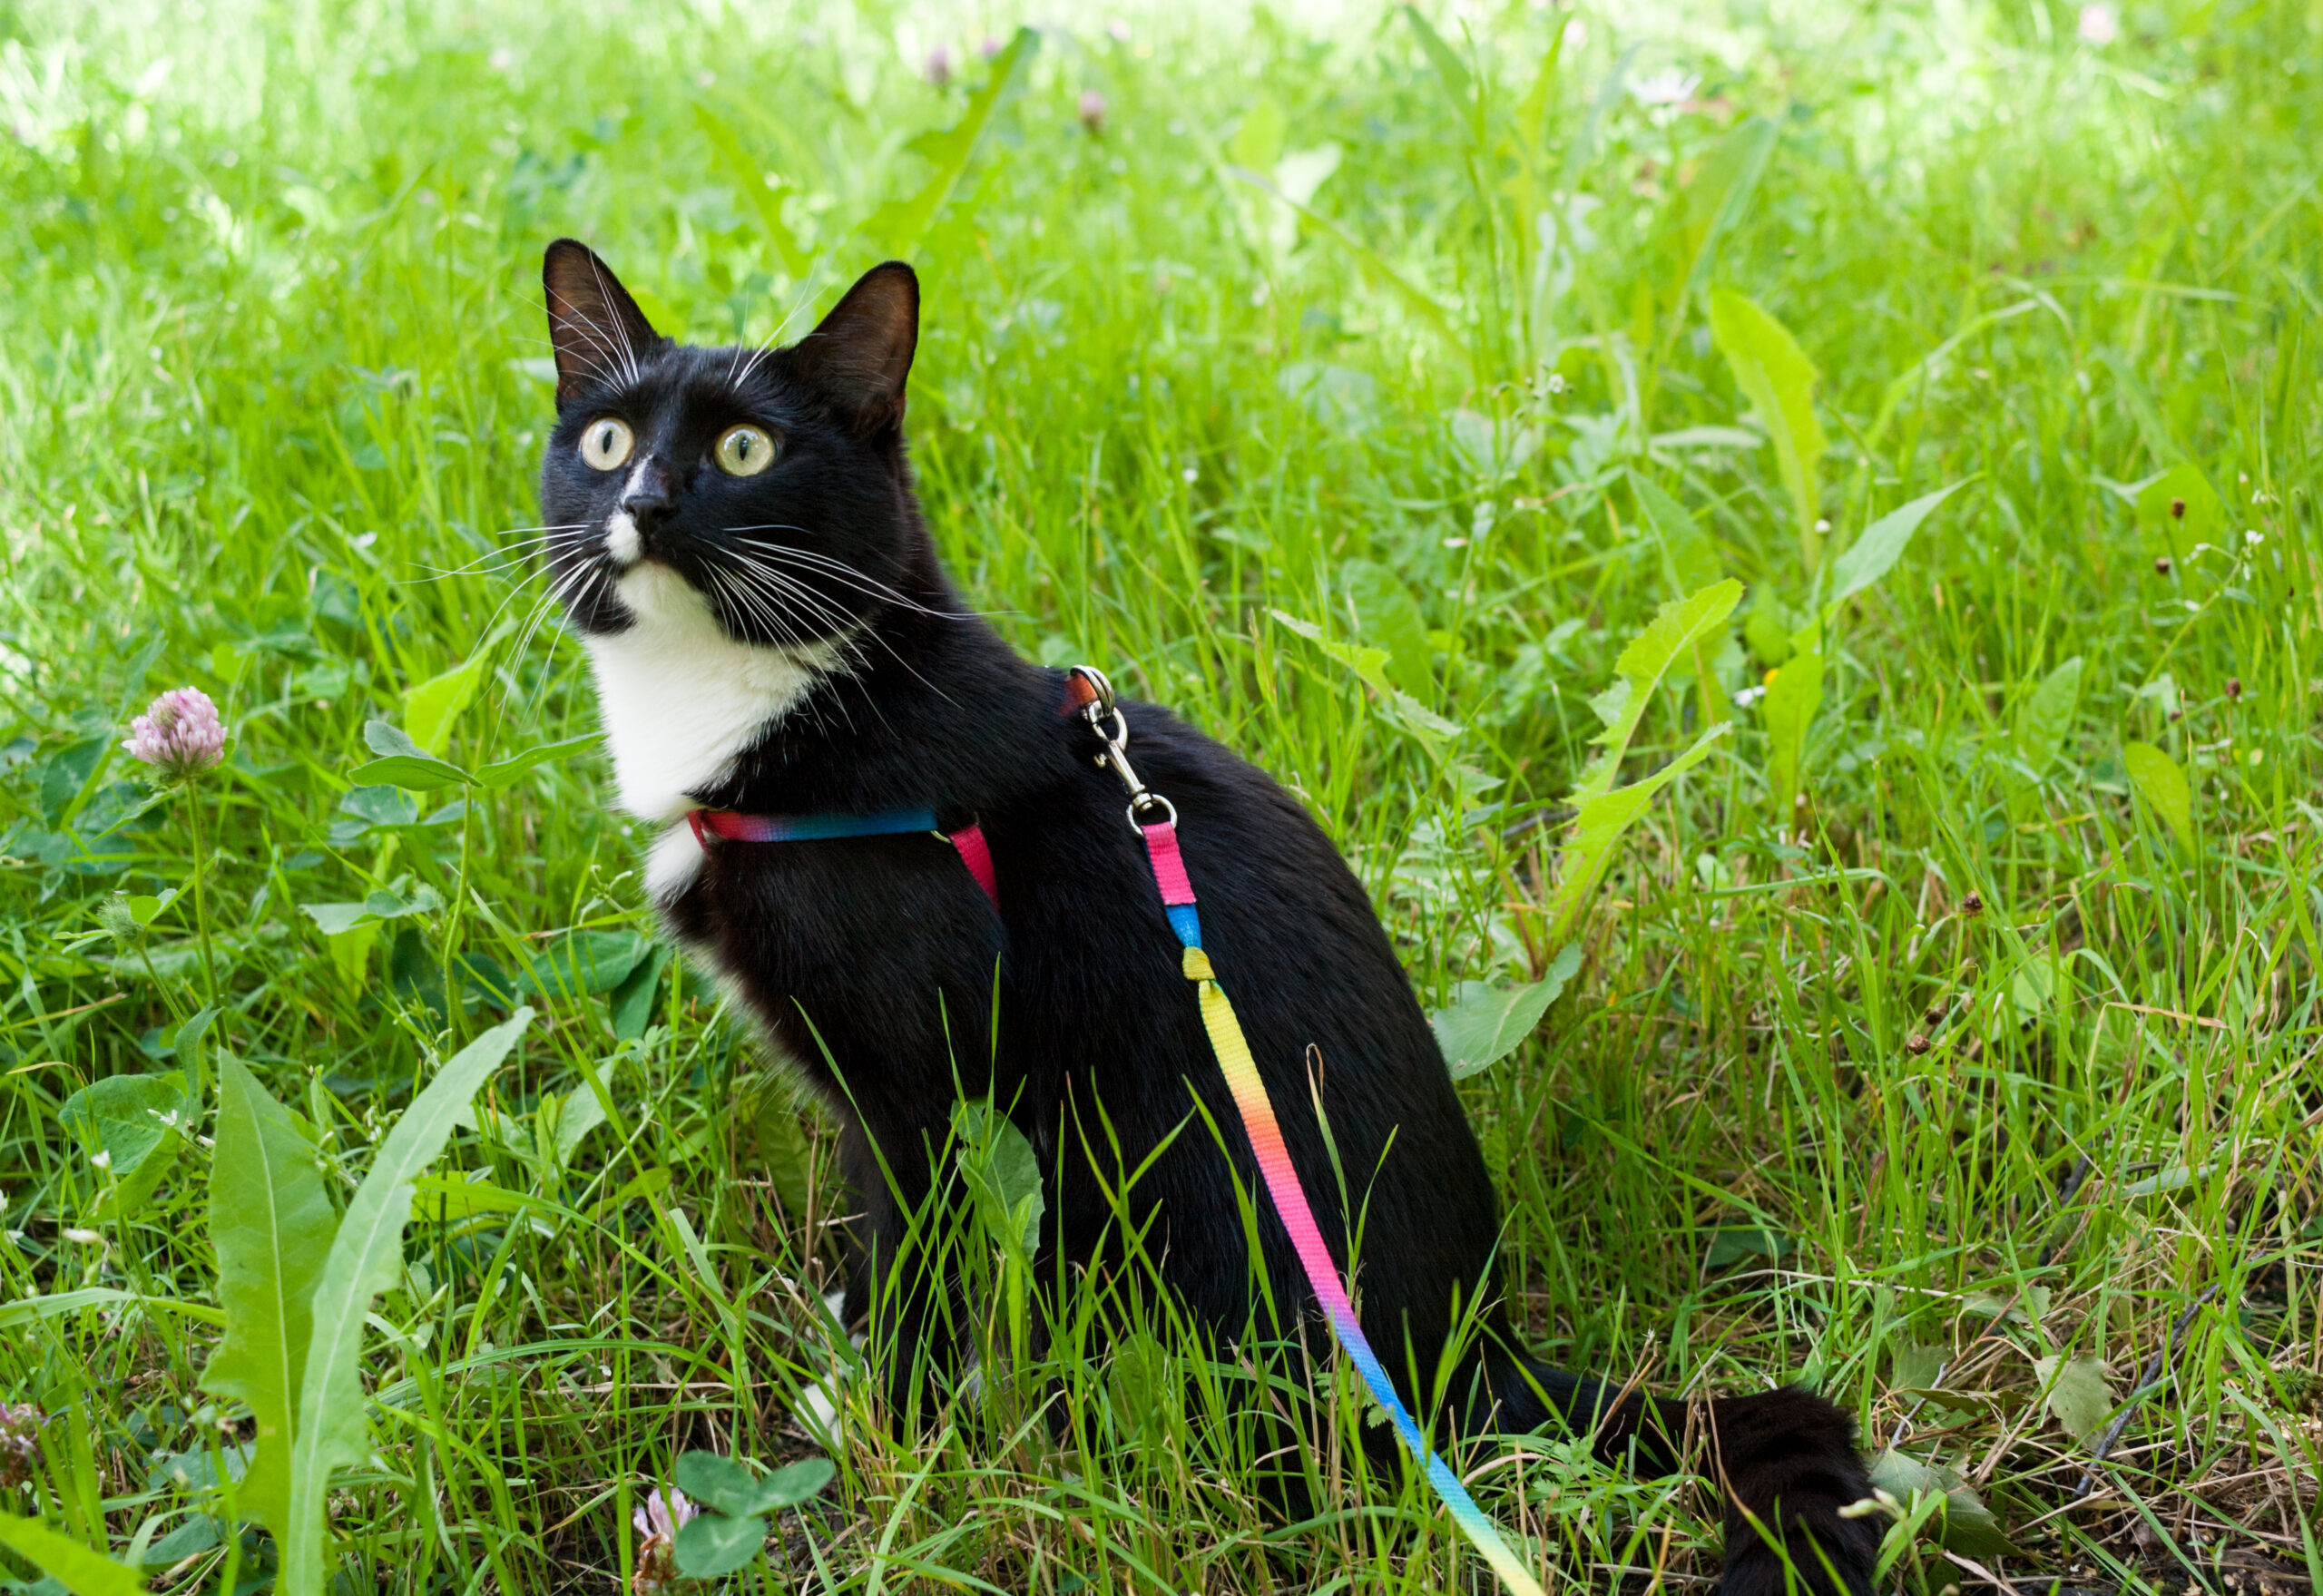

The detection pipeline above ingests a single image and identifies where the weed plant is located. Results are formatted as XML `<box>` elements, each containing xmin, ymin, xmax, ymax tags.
<box><xmin>0</xmin><ymin>1</ymin><xmax>2318</xmax><ymax>1592</ymax></box>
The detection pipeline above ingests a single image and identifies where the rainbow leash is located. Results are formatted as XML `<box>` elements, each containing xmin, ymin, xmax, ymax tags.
<box><xmin>1073</xmin><ymin>668</ymin><xmax>1546</xmax><ymax>1596</ymax></box>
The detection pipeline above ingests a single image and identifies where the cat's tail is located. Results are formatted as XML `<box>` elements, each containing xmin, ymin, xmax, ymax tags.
<box><xmin>1475</xmin><ymin>1351</ymin><xmax>1881</xmax><ymax>1596</ymax></box>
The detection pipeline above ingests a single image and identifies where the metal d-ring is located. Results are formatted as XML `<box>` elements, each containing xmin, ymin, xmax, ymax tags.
<box><xmin>1127</xmin><ymin>791</ymin><xmax>1177</xmax><ymax>831</ymax></box>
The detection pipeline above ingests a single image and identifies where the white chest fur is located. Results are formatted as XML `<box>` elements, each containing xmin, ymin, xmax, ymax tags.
<box><xmin>583</xmin><ymin>563</ymin><xmax>846</xmax><ymax>820</ymax></box>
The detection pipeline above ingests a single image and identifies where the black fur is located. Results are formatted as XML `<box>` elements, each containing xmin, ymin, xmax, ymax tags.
<box><xmin>537</xmin><ymin>240</ymin><xmax>1878</xmax><ymax>1596</ymax></box>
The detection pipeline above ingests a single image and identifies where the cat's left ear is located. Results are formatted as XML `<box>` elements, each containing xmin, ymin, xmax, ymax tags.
<box><xmin>792</xmin><ymin>261</ymin><xmax>918</xmax><ymax>434</ymax></box>
<box><xmin>543</xmin><ymin>239</ymin><xmax>661</xmax><ymax>406</ymax></box>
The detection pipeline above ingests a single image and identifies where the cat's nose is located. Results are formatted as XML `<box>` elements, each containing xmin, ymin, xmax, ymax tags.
<box><xmin>620</xmin><ymin>460</ymin><xmax>678</xmax><ymax>532</ymax></box>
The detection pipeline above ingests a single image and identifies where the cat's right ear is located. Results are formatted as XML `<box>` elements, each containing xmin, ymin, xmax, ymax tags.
<box><xmin>543</xmin><ymin>240</ymin><xmax>660</xmax><ymax>406</ymax></box>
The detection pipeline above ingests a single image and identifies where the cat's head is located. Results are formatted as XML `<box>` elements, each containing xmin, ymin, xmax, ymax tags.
<box><xmin>536</xmin><ymin>240</ymin><xmax>924</xmax><ymax>649</ymax></box>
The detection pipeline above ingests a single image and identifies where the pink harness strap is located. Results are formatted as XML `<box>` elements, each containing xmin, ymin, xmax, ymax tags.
<box><xmin>946</xmin><ymin>823</ymin><xmax>998</xmax><ymax>905</ymax></box>
<box><xmin>687</xmin><ymin>808</ymin><xmax>1000</xmax><ymax>910</ymax></box>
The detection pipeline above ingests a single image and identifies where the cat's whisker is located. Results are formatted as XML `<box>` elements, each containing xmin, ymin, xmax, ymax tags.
<box><xmin>513</xmin><ymin>558</ymin><xmax>599</xmax><ymax>711</ymax></box>
<box><xmin>707</xmin><ymin>565</ymin><xmax>851</xmax><ymax>745</ymax></box>
<box><xmin>396</xmin><ymin>527</ymin><xmax>583</xmax><ymax>585</ymax></box>
<box><xmin>721</xmin><ymin>554</ymin><xmax>853</xmax><ymax>642</ymax></box>
<box><xmin>720</xmin><ymin>527</ymin><xmax>990</xmax><ymax>613</ymax></box>
<box><xmin>723</xmin><ymin>553</ymin><xmax>950</xmax><ymax>708</ymax></box>
<box><xmin>716</xmin><ymin>558</ymin><xmax>827</xmax><ymax>653</ymax></box>
<box><xmin>473</xmin><ymin>554</ymin><xmax>566</xmax><ymax>648</ymax></box>
<box><xmin>707</xmin><ymin>563</ymin><xmax>804</xmax><ymax>653</ymax></box>
<box><xmin>722</xmin><ymin>534</ymin><xmax>987</xmax><ymax>621</ymax></box>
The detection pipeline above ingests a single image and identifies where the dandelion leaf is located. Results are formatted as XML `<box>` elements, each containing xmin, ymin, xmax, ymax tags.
<box><xmin>282</xmin><ymin>1012</ymin><xmax>530</xmax><ymax>1596</ymax></box>
<box><xmin>201</xmin><ymin>1056</ymin><xmax>335</xmax><ymax>1542</ymax></box>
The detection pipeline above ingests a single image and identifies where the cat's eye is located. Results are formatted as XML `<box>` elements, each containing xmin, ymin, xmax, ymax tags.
<box><xmin>715</xmin><ymin>424</ymin><xmax>778</xmax><ymax>477</ymax></box>
<box><xmin>580</xmin><ymin>416</ymin><xmax>634</xmax><ymax>472</ymax></box>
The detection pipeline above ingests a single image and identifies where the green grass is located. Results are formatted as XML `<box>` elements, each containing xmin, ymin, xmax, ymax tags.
<box><xmin>3</xmin><ymin>0</ymin><xmax>2320</xmax><ymax>1591</ymax></box>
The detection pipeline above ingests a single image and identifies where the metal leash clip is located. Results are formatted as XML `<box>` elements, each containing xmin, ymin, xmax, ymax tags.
<box><xmin>1067</xmin><ymin>664</ymin><xmax>1177</xmax><ymax>833</ymax></box>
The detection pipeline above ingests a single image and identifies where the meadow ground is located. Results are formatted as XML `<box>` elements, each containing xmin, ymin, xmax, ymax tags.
<box><xmin>1</xmin><ymin>1</ymin><xmax>2318</xmax><ymax>1592</ymax></box>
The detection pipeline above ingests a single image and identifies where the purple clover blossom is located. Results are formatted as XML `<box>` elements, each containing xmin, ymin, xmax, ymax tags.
<box><xmin>123</xmin><ymin>688</ymin><xmax>226</xmax><ymax>781</ymax></box>
<box><xmin>630</xmin><ymin>1487</ymin><xmax>698</xmax><ymax>1595</ymax></box>
<box><xmin>1077</xmin><ymin>90</ymin><xmax>1107</xmax><ymax>134</ymax></box>
<box><xmin>977</xmin><ymin>34</ymin><xmax>1004</xmax><ymax>60</ymax></box>
<box><xmin>924</xmin><ymin>45</ymin><xmax>954</xmax><ymax>86</ymax></box>
<box><xmin>0</xmin><ymin>1403</ymin><xmax>44</xmax><ymax>1491</ymax></box>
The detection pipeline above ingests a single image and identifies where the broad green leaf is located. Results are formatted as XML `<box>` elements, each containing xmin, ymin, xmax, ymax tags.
<box><xmin>1823</xmin><ymin>480</ymin><xmax>1969</xmax><ymax>615</ymax></box>
<box><xmin>1432</xmin><ymin>945</ymin><xmax>1583</xmax><ymax>1080</ymax></box>
<box><xmin>337</xmin><ymin>785</ymin><xmax>419</xmax><ymax>831</ymax></box>
<box><xmin>348</xmin><ymin>754</ymin><xmax>469</xmax><ymax>790</ymax></box>
<box><xmin>953</xmin><ymin>1098</ymin><xmax>1044</xmax><ymax>1257</ymax></box>
<box><xmin>2122</xmin><ymin>740</ymin><xmax>2195</xmax><ymax>855</ymax></box>
<box><xmin>1743</xmin><ymin>591</ymin><xmax>1793</xmax><ymax>669</ymax></box>
<box><xmin>862</xmin><ymin>28</ymin><xmax>1035</xmax><ymax>255</ymax></box>
<box><xmin>1963</xmin><ymin>1283</ymin><xmax>2053</xmax><ymax>1325</ymax></box>
<box><xmin>519</xmin><ymin>930</ymin><xmax>652</xmax><ymax>998</ymax></box>
<box><xmin>609</xmin><ymin>943</ymin><xmax>673</xmax><ymax>1042</ymax></box>
<box><xmin>1888</xmin><ymin>1340</ymin><xmax>1945</xmax><ymax>1393</ymax></box>
<box><xmin>672</xmin><ymin>1511</ymin><xmax>768</xmax><ymax>1579</ymax></box>
<box><xmin>283</xmin><ymin>1011</ymin><xmax>531</xmax><ymax>1596</ymax></box>
<box><xmin>1867</xmin><ymin>1451</ymin><xmax>2024</xmax><ymax>1561</ymax></box>
<box><xmin>1629</xmin><ymin>474</ymin><xmax>1722</xmax><ymax>597</ymax></box>
<box><xmin>60</xmin><ymin>1070</ymin><xmax>193</xmax><ymax>1210</ymax></box>
<box><xmin>1343</xmin><ymin>561</ymin><xmax>1434</xmax><ymax>701</ymax></box>
<box><xmin>672</xmin><ymin>1453</ymin><xmax>763</xmax><ymax>1518</ymax></box>
<box><xmin>299</xmin><ymin>884</ymin><xmax>440</xmax><ymax>938</ymax></box>
<box><xmin>172</xmin><ymin>1004</ymin><xmax>218</xmax><ymax>1077</ymax></box>
<box><xmin>746</xmin><ymin>1457</ymin><xmax>834</xmax><ymax>1509</ymax></box>
<box><xmin>1704</xmin><ymin>1225</ymin><xmax>1793</xmax><ymax>1269</ymax></box>
<box><xmin>402</xmin><ymin>651</ymin><xmax>492</xmax><ymax>758</ymax></box>
<box><xmin>2012</xmin><ymin>657</ymin><xmax>2085</xmax><ymax>778</ymax></box>
<box><xmin>1572</xmin><ymin>579</ymin><xmax>1744</xmax><ymax>804</ymax></box>
<box><xmin>2033</xmin><ymin>1354</ymin><xmax>2115</xmax><ymax>1446</ymax></box>
<box><xmin>362</xmin><ymin>720</ymin><xmax>431</xmax><ymax>760</ymax></box>
<box><xmin>135</xmin><ymin>1514</ymin><xmax>221</xmax><ymax>1568</ymax></box>
<box><xmin>2008</xmin><ymin>952</ymin><xmax>2063</xmax><ymax>1023</ymax></box>
<box><xmin>1673</xmin><ymin>118</ymin><xmax>1777</xmax><ymax>299</ymax></box>
<box><xmin>38</xmin><ymin>736</ymin><xmax>108</xmax><ymax>827</ymax></box>
<box><xmin>693</xmin><ymin>103</ymin><xmax>809</xmax><ymax>275</ymax></box>
<box><xmin>355</xmin><ymin>720</ymin><xmax>469</xmax><ymax>789</ymax></box>
<box><xmin>1760</xmin><ymin>638</ymin><xmax>1823</xmax><ymax>820</ymax></box>
<box><xmin>201</xmin><ymin>1055</ymin><xmax>335</xmax><ymax>1541</ymax></box>
<box><xmin>1710</xmin><ymin>289</ymin><xmax>1827</xmax><ymax>565</ymax></box>
<box><xmin>1269</xmin><ymin>610</ymin><xmax>1462</xmax><ymax>740</ymax></box>
<box><xmin>475</xmin><ymin>734</ymin><xmax>593</xmax><ymax>789</ymax></box>
<box><xmin>550</xmin><ymin>1082</ymin><xmax>608</xmax><ymax>1170</ymax></box>
<box><xmin>1227</xmin><ymin>96</ymin><xmax>1286</xmax><ymax>171</ymax></box>
<box><xmin>0</xmin><ymin>1511</ymin><xmax>148</xmax><ymax>1596</ymax></box>
<box><xmin>749</xmin><ymin>1084</ymin><xmax>815</xmax><ymax>1214</ymax></box>
<box><xmin>1544</xmin><ymin>720</ymin><xmax>1730</xmax><ymax>950</ymax></box>
<box><xmin>2133</xmin><ymin>461</ymin><xmax>2225</xmax><ymax>563</ymax></box>
<box><xmin>674</xmin><ymin>1453</ymin><xmax>835</xmax><ymax>1517</ymax></box>
<box><xmin>1108</xmin><ymin>1329</ymin><xmax>1171</xmax><ymax>1445</ymax></box>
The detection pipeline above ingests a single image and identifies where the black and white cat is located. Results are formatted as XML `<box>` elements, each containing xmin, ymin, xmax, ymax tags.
<box><xmin>536</xmin><ymin>240</ymin><xmax>1878</xmax><ymax>1596</ymax></box>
